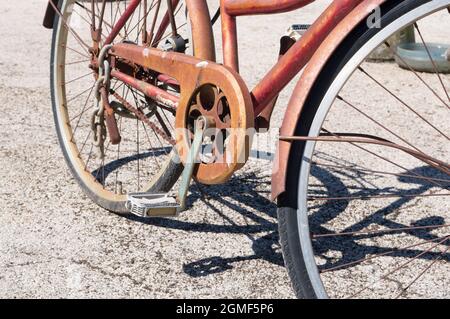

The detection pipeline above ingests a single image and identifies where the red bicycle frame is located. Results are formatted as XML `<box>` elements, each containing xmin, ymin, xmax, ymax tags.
<box><xmin>102</xmin><ymin>0</ymin><xmax>365</xmax><ymax>118</ymax></box>
<box><xmin>42</xmin><ymin>0</ymin><xmax>389</xmax><ymax>198</ymax></box>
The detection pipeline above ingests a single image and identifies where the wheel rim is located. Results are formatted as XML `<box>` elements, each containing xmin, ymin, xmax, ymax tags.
<box><xmin>297</xmin><ymin>0</ymin><xmax>450</xmax><ymax>299</ymax></box>
<box><xmin>52</xmin><ymin>0</ymin><xmax>196</xmax><ymax>207</ymax></box>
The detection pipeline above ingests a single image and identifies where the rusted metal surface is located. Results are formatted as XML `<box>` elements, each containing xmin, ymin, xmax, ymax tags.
<box><xmin>271</xmin><ymin>0</ymin><xmax>388</xmax><ymax>201</ymax></box>
<box><xmin>185</xmin><ymin>0</ymin><xmax>216</xmax><ymax>62</ymax></box>
<box><xmin>218</xmin><ymin>0</ymin><xmax>367</xmax><ymax>115</ymax></box>
<box><xmin>46</xmin><ymin>0</ymin><xmax>401</xmax><ymax>193</ymax></box>
<box><xmin>251</xmin><ymin>0</ymin><xmax>365</xmax><ymax>115</ymax></box>
<box><xmin>224</xmin><ymin>0</ymin><xmax>314</xmax><ymax>16</ymax></box>
<box><xmin>221</xmin><ymin>0</ymin><xmax>239</xmax><ymax>71</ymax></box>
<box><xmin>100</xmin><ymin>88</ymin><xmax>122</xmax><ymax>145</ymax></box>
<box><xmin>100</xmin><ymin>0</ymin><xmax>383</xmax><ymax>190</ymax></box>
<box><xmin>110</xmin><ymin>69</ymin><xmax>179</xmax><ymax>110</ymax></box>
<box><xmin>112</xmin><ymin>91</ymin><xmax>176</xmax><ymax>145</ymax></box>
<box><xmin>152</xmin><ymin>0</ymin><xmax>180</xmax><ymax>46</ymax></box>
<box><xmin>110</xmin><ymin>43</ymin><xmax>254</xmax><ymax>184</ymax></box>
<box><xmin>166</xmin><ymin>0</ymin><xmax>178</xmax><ymax>37</ymax></box>
<box><xmin>157</xmin><ymin>74</ymin><xmax>180</xmax><ymax>87</ymax></box>
<box><xmin>255</xmin><ymin>36</ymin><xmax>296</xmax><ymax>130</ymax></box>
<box><xmin>279</xmin><ymin>134</ymin><xmax>450</xmax><ymax>176</ymax></box>
<box><xmin>105</xmin><ymin>0</ymin><xmax>141</xmax><ymax>45</ymax></box>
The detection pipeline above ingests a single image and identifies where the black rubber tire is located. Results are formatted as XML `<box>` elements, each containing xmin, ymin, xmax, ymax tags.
<box><xmin>50</xmin><ymin>0</ymin><xmax>212</xmax><ymax>213</ymax></box>
<box><xmin>277</xmin><ymin>0</ymin><xmax>435</xmax><ymax>299</ymax></box>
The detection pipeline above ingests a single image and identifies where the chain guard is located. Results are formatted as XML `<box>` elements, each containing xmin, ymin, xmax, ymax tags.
<box><xmin>110</xmin><ymin>44</ymin><xmax>254</xmax><ymax>184</ymax></box>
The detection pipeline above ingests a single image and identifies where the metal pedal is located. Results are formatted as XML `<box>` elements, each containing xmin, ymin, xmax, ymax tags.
<box><xmin>126</xmin><ymin>193</ymin><xmax>180</xmax><ymax>217</ymax></box>
<box><xmin>126</xmin><ymin>116</ymin><xmax>209</xmax><ymax>218</ymax></box>
<box><xmin>286</xmin><ymin>24</ymin><xmax>311</xmax><ymax>41</ymax></box>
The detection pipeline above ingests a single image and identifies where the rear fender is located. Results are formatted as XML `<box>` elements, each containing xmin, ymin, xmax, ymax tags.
<box><xmin>43</xmin><ymin>0</ymin><xmax>59</xmax><ymax>29</ymax></box>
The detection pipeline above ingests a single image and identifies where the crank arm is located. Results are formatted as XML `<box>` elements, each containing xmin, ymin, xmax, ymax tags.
<box><xmin>126</xmin><ymin>116</ymin><xmax>208</xmax><ymax>217</ymax></box>
<box><xmin>177</xmin><ymin>116</ymin><xmax>209</xmax><ymax>211</ymax></box>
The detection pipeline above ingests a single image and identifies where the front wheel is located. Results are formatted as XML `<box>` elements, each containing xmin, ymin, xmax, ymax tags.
<box><xmin>279</xmin><ymin>0</ymin><xmax>450</xmax><ymax>299</ymax></box>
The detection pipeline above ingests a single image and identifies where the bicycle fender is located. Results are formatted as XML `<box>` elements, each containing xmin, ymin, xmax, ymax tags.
<box><xmin>271</xmin><ymin>0</ymin><xmax>387</xmax><ymax>202</ymax></box>
<box><xmin>43</xmin><ymin>0</ymin><xmax>60</xmax><ymax>29</ymax></box>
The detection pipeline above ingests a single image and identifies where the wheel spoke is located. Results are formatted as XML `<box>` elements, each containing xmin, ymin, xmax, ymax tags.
<box><xmin>137</xmin><ymin>117</ymin><xmax>141</xmax><ymax>191</ymax></box>
<box><xmin>298</xmin><ymin>7</ymin><xmax>450</xmax><ymax>299</ymax></box>
<box><xmin>385</xmin><ymin>41</ymin><xmax>450</xmax><ymax>109</ymax></box>
<box><xmin>317</xmin><ymin>128</ymin><xmax>447</xmax><ymax>188</ymax></box>
<box><xmin>97</xmin><ymin>0</ymin><xmax>108</xmax><ymax>31</ymax></box>
<box><xmin>114</xmin><ymin>116</ymin><xmax>123</xmax><ymax>194</ymax></box>
<box><xmin>71</xmin><ymin>83</ymin><xmax>95</xmax><ymax>136</ymax></box>
<box><xmin>166</xmin><ymin>0</ymin><xmax>178</xmax><ymax>37</ymax></box>
<box><xmin>414</xmin><ymin>22</ymin><xmax>450</xmax><ymax>103</ymax></box>
<box><xmin>308</xmin><ymin>192</ymin><xmax>449</xmax><ymax>201</ymax></box>
<box><xmin>61</xmin><ymin>44</ymin><xmax>90</xmax><ymax>59</ymax></box>
<box><xmin>65</xmin><ymin>71</ymin><xmax>94</xmax><ymax>85</ymax></box>
<box><xmin>349</xmin><ymin>236</ymin><xmax>449</xmax><ymax>298</ymax></box>
<box><xmin>67</xmin><ymin>85</ymin><xmax>96</xmax><ymax>103</ymax></box>
<box><xmin>148</xmin><ymin>0</ymin><xmax>162</xmax><ymax>45</ymax></box>
<box><xmin>337</xmin><ymin>95</ymin><xmax>435</xmax><ymax>153</ymax></box>
<box><xmin>49</xmin><ymin>0</ymin><xmax>91</xmax><ymax>52</ymax></box>
<box><xmin>395</xmin><ymin>243</ymin><xmax>449</xmax><ymax>298</ymax></box>
<box><xmin>313</xmin><ymin>224</ymin><xmax>450</xmax><ymax>239</ymax></box>
<box><xmin>358</xmin><ymin>67</ymin><xmax>449</xmax><ymax>140</ymax></box>
<box><xmin>312</xmin><ymin>161</ymin><xmax>450</xmax><ymax>184</ymax></box>
<box><xmin>54</xmin><ymin>0</ymin><xmax>192</xmax><ymax>202</ymax></box>
<box><xmin>321</xmin><ymin>235</ymin><xmax>450</xmax><ymax>274</ymax></box>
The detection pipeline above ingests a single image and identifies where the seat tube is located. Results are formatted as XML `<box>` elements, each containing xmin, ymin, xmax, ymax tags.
<box><xmin>220</xmin><ymin>0</ymin><xmax>239</xmax><ymax>72</ymax></box>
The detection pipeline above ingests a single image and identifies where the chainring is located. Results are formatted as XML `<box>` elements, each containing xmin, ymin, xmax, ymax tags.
<box><xmin>175</xmin><ymin>64</ymin><xmax>254</xmax><ymax>185</ymax></box>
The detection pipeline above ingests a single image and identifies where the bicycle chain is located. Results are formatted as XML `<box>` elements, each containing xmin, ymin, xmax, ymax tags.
<box><xmin>91</xmin><ymin>45</ymin><xmax>114</xmax><ymax>159</ymax></box>
<box><xmin>91</xmin><ymin>44</ymin><xmax>175</xmax><ymax>150</ymax></box>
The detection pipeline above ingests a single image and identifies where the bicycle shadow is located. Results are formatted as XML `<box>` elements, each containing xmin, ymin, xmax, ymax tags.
<box><xmin>308</xmin><ymin>162</ymin><xmax>450</xmax><ymax>272</ymax></box>
<box><xmin>125</xmin><ymin>167</ymin><xmax>283</xmax><ymax>277</ymax></box>
<box><xmin>121</xmin><ymin>154</ymin><xmax>449</xmax><ymax>278</ymax></box>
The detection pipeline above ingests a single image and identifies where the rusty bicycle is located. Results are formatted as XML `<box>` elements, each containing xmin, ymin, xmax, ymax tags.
<box><xmin>44</xmin><ymin>0</ymin><xmax>449</xmax><ymax>298</ymax></box>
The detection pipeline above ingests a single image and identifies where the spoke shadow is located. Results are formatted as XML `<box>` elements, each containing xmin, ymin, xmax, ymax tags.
<box><xmin>91</xmin><ymin>147</ymin><xmax>172</xmax><ymax>184</ymax></box>
<box><xmin>309</xmin><ymin>164</ymin><xmax>450</xmax><ymax>272</ymax></box>
<box><xmin>183</xmin><ymin>232</ymin><xmax>283</xmax><ymax>278</ymax></box>
<box><xmin>117</xmin><ymin>150</ymin><xmax>449</xmax><ymax>278</ymax></box>
<box><xmin>124</xmin><ymin>170</ymin><xmax>283</xmax><ymax>277</ymax></box>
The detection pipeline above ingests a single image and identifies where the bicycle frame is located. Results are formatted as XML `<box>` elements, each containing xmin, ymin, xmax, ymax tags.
<box><xmin>44</xmin><ymin>0</ymin><xmax>386</xmax><ymax>198</ymax></box>
<box><xmin>220</xmin><ymin>0</ymin><xmax>364</xmax><ymax>115</ymax></box>
<box><xmin>96</xmin><ymin>0</ymin><xmax>380</xmax><ymax>197</ymax></box>
<box><xmin>85</xmin><ymin>0</ymin><xmax>367</xmax><ymax>117</ymax></box>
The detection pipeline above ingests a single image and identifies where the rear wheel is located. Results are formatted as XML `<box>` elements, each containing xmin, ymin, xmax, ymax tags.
<box><xmin>279</xmin><ymin>0</ymin><xmax>450</xmax><ymax>298</ymax></box>
<box><xmin>50</xmin><ymin>0</ymin><xmax>215</xmax><ymax>213</ymax></box>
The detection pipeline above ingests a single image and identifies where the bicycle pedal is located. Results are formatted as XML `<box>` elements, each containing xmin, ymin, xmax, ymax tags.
<box><xmin>126</xmin><ymin>193</ymin><xmax>180</xmax><ymax>218</ymax></box>
<box><xmin>286</xmin><ymin>24</ymin><xmax>311</xmax><ymax>41</ymax></box>
<box><xmin>126</xmin><ymin>117</ymin><xmax>209</xmax><ymax>218</ymax></box>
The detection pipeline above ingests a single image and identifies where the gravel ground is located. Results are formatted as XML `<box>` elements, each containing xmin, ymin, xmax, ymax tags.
<box><xmin>0</xmin><ymin>0</ymin><xmax>448</xmax><ymax>299</ymax></box>
<box><xmin>0</xmin><ymin>0</ymin><xmax>328</xmax><ymax>299</ymax></box>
